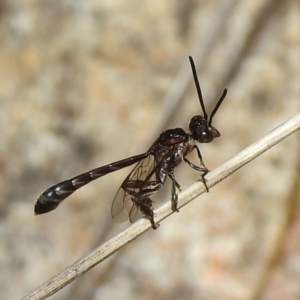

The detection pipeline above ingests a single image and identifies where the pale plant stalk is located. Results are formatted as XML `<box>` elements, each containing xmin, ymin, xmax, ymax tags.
<box><xmin>20</xmin><ymin>113</ymin><xmax>300</xmax><ymax>300</ymax></box>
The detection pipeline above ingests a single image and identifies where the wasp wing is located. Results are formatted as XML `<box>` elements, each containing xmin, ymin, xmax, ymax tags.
<box><xmin>111</xmin><ymin>148</ymin><xmax>171</xmax><ymax>224</ymax></box>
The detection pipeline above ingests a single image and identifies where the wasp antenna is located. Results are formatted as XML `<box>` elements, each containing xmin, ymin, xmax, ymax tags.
<box><xmin>209</xmin><ymin>88</ymin><xmax>227</xmax><ymax>126</ymax></box>
<box><xmin>189</xmin><ymin>56</ymin><xmax>208</xmax><ymax>120</ymax></box>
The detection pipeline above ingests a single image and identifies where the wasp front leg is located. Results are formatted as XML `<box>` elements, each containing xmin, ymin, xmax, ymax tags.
<box><xmin>184</xmin><ymin>145</ymin><xmax>209</xmax><ymax>192</ymax></box>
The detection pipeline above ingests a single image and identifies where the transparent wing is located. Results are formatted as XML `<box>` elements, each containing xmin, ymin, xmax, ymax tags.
<box><xmin>111</xmin><ymin>150</ymin><xmax>167</xmax><ymax>224</ymax></box>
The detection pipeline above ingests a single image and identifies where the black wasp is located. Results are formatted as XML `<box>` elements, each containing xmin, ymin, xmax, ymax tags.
<box><xmin>35</xmin><ymin>56</ymin><xmax>227</xmax><ymax>229</ymax></box>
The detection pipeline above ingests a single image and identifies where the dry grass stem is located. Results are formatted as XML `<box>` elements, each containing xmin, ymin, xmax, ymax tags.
<box><xmin>21</xmin><ymin>112</ymin><xmax>300</xmax><ymax>300</ymax></box>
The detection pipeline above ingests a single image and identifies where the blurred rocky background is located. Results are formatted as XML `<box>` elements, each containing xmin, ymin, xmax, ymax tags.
<box><xmin>0</xmin><ymin>0</ymin><xmax>299</xmax><ymax>299</ymax></box>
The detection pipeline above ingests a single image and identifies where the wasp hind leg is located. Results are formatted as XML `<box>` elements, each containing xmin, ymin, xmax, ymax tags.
<box><xmin>134</xmin><ymin>196</ymin><xmax>159</xmax><ymax>230</ymax></box>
